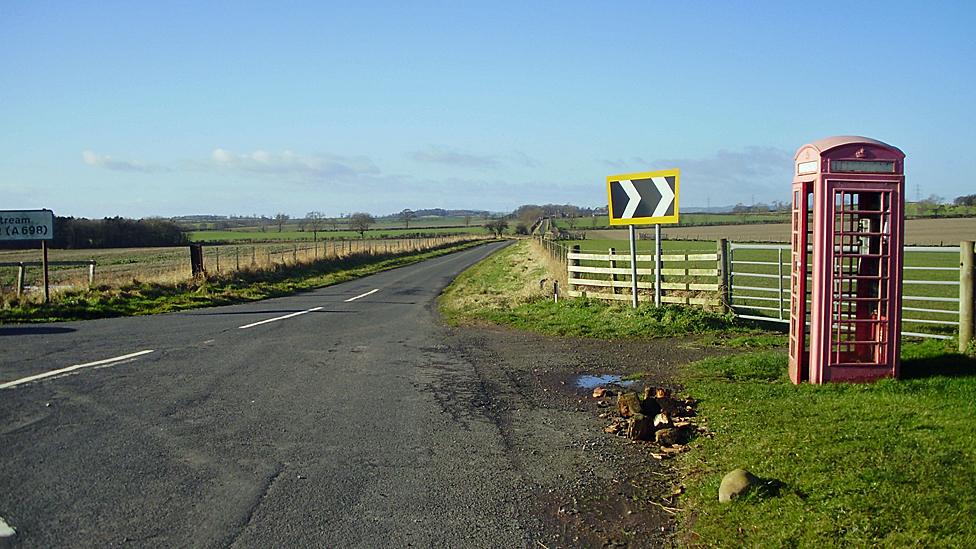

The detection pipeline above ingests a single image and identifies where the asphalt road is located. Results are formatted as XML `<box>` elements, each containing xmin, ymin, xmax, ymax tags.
<box><xmin>0</xmin><ymin>241</ymin><xmax>536</xmax><ymax>547</ymax></box>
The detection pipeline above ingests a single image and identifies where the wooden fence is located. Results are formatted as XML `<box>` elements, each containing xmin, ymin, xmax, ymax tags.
<box><xmin>566</xmin><ymin>243</ymin><xmax>727</xmax><ymax>308</ymax></box>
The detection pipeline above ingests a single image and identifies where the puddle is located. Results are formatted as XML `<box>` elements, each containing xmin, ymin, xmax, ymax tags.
<box><xmin>574</xmin><ymin>374</ymin><xmax>637</xmax><ymax>389</ymax></box>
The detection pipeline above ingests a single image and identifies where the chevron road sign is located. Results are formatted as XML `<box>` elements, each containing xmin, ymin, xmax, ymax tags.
<box><xmin>606</xmin><ymin>169</ymin><xmax>680</xmax><ymax>225</ymax></box>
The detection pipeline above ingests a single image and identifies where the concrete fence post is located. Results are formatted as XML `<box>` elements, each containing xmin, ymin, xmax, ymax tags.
<box><xmin>961</xmin><ymin>240</ymin><xmax>975</xmax><ymax>353</ymax></box>
<box><xmin>88</xmin><ymin>261</ymin><xmax>96</xmax><ymax>289</ymax></box>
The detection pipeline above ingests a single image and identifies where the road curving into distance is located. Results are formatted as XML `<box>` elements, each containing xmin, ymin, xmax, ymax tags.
<box><xmin>1</xmin><ymin>241</ymin><xmax>538</xmax><ymax>547</ymax></box>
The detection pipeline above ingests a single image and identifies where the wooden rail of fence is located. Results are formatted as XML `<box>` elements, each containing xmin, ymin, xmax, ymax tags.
<box><xmin>0</xmin><ymin>260</ymin><xmax>97</xmax><ymax>296</ymax></box>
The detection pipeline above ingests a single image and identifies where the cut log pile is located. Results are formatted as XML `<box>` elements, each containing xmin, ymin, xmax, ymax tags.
<box><xmin>593</xmin><ymin>385</ymin><xmax>709</xmax><ymax>459</ymax></box>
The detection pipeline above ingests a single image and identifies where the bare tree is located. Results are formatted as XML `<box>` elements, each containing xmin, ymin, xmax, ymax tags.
<box><xmin>349</xmin><ymin>212</ymin><xmax>375</xmax><ymax>238</ymax></box>
<box><xmin>399</xmin><ymin>209</ymin><xmax>415</xmax><ymax>229</ymax></box>
<box><xmin>485</xmin><ymin>219</ymin><xmax>508</xmax><ymax>237</ymax></box>
<box><xmin>274</xmin><ymin>212</ymin><xmax>290</xmax><ymax>232</ymax></box>
<box><xmin>305</xmin><ymin>211</ymin><xmax>325</xmax><ymax>241</ymax></box>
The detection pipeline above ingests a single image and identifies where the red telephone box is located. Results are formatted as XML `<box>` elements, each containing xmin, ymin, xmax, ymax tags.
<box><xmin>788</xmin><ymin>136</ymin><xmax>905</xmax><ymax>384</ymax></box>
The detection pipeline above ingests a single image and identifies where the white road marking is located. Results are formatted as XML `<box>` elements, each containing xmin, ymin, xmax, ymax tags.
<box><xmin>0</xmin><ymin>516</ymin><xmax>14</xmax><ymax>539</ymax></box>
<box><xmin>344</xmin><ymin>288</ymin><xmax>379</xmax><ymax>302</ymax></box>
<box><xmin>0</xmin><ymin>350</ymin><xmax>155</xmax><ymax>390</ymax></box>
<box><xmin>238</xmin><ymin>307</ymin><xmax>324</xmax><ymax>329</ymax></box>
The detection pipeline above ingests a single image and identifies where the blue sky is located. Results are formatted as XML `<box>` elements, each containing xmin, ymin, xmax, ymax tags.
<box><xmin>2</xmin><ymin>1</ymin><xmax>974</xmax><ymax>218</ymax></box>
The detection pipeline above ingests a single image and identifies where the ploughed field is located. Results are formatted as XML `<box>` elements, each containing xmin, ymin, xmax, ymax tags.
<box><xmin>587</xmin><ymin>217</ymin><xmax>976</xmax><ymax>246</ymax></box>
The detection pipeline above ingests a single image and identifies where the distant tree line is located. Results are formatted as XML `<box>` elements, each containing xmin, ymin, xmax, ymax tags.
<box><xmin>0</xmin><ymin>216</ymin><xmax>188</xmax><ymax>249</ymax></box>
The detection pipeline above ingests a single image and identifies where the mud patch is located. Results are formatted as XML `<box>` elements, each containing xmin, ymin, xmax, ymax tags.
<box><xmin>443</xmin><ymin>325</ymin><xmax>728</xmax><ymax>547</ymax></box>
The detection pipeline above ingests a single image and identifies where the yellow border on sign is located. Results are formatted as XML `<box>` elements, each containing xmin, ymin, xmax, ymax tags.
<box><xmin>606</xmin><ymin>168</ymin><xmax>680</xmax><ymax>225</ymax></box>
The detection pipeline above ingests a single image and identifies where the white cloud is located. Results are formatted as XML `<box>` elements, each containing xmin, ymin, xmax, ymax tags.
<box><xmin>81</xmin><ymin>150</ymin><xmax>170</xmax><ymax>173</ymax></box>
<box><xmin>411</xmin><ymin>146</ymin><xmax>501</xmax><ymax>170</ymax></box>
<box><xmin>209</xmin><ymin>148</ymin><xmax>379</xmax><ymax>181</ymax></box>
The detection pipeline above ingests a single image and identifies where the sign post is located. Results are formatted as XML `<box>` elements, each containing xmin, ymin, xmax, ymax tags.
<box><xmin>0</xmin><ymin>210</ymin><xmax>55</xmax><ymax>302</ymax></box>
<box><xmin>606</xmin><ymin>169</ymin><xmax>680</xmax><ymax>308</ymax></box>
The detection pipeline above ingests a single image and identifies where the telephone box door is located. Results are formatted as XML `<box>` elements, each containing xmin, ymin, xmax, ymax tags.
<box><xmin>789</xmin><ymin>181</ymin><xmax>812</xmax><ymax>383</ymax></box>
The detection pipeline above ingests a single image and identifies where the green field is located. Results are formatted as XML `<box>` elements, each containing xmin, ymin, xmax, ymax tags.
<box><xmin>189</xmin><ymin>225</ymin><xmax>490</xmax><ymax>242</ymax></box>
<box><xmin>181</xmin><ymin>215</ymin><xmax>489</xmax><ymax>231</ymax></box>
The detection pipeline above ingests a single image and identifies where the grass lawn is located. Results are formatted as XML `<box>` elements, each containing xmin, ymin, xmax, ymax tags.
<box><xmin>678</xmin><ymin>340</ymin><xmax>976</xmax><ymax>547</ymax></box>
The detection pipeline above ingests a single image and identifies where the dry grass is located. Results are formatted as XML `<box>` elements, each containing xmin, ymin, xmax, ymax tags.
<box><xmin>440</xmin><ymin>240</ymin><xmax>552</xmax><ymax>316</ymax></box>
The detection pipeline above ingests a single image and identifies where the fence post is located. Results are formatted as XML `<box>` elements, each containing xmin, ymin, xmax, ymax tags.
<box><xmin>190</xmin><ymin>244</ymin><xmax>205</xmax><ymax>277</ymax></box>
<box><xmin>16</xmin><ymin>263</ymin><xmax>25</xmax><ymax>297</ymax></box>
<box><xmin>717</xmin><ymin>239</ymin><xmax>730</xmax><ymax>311</ymax></box>
<box><xmin>961</xmin><ymin>240</ymin><xmax>975</xmax><ymax>353</ymax></box>
<box><xmin>569</xmin><ymin>244</ymin><xmax>580</xmax><ymax>295</ymax></box>
<box><xmin>215</xmin><ymin>247</ymin><xmax>220</xmax><ymax>272</ymax></box>
<box><xmin>88</xmin><ymin>261</ymin><xmax>96</xmax><ymax>289</ymax></box>
<box><xmin>609</xmin><ymin>247</ymin><xmax>618</xmax><ymax>294</ymax></box>
<box><xmin>553</xmin><ymin>280</ymin><xmax>559</xmax><ymax>303</ymax></box>
<box><xmin>235</xmin><ymin>247</ymin><xmax>240</xmax><ymax>270</ymax></box>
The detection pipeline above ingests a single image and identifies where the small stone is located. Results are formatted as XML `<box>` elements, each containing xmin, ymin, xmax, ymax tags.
<box><xmin>719</xmin><ymin>468</ymin><xmax>759</xmax><ymax>503</ymax></box>
<box><xmin>592</xmin><ymin>386</ymin><xmax>613</xmax><ymax>398</ymax></box>
<box><xmin>653</xmin><ymin>412</ymin><xmax>671</xmax><ymax>428</ymax></box>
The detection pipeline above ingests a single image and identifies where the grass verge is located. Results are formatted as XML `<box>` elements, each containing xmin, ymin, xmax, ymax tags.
<box><xmin>442</xmin><ymin>239</ymin><xmax>976</xmax><ymax>547</ymax></box>
<box><xmin>676</xmin><ymin>340</ymin><xmax>976</xmax><ymax>547</ymax></box>
<box><xmin>440</xmin><ymin>240</ymin><xmax>737</xmax><ymax>338</ymax></box>
<box><xmin>0</xmin><ymin>240</ymin><xmax>490</xmax><ymax>323</ymax></box>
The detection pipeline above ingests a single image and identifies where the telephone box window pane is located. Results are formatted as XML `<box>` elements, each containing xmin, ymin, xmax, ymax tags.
<box><xmin>829</xmin><ymin>160</ymin><xmax>896</xmax><ymax>173</ymax></box>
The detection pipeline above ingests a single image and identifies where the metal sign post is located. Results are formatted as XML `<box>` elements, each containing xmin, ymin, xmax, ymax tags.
<box><xmin>41</xmin><ymin>240</ymin><xmax>50</xmax><ymax>303</ymax></box>
<box><xmin>655</xmin><ymin>224</ymin><xmax>662</xmax><ymax>306</ymax></box>
<box><xmin>628</xmin><ymin>225</ymin><xmax>638</xmax><ymax>308</ymax></box>
<box><xmin>606</xmin><ymin>169</ymin><xmax>680</xmax><ymax>308</ymax></box>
